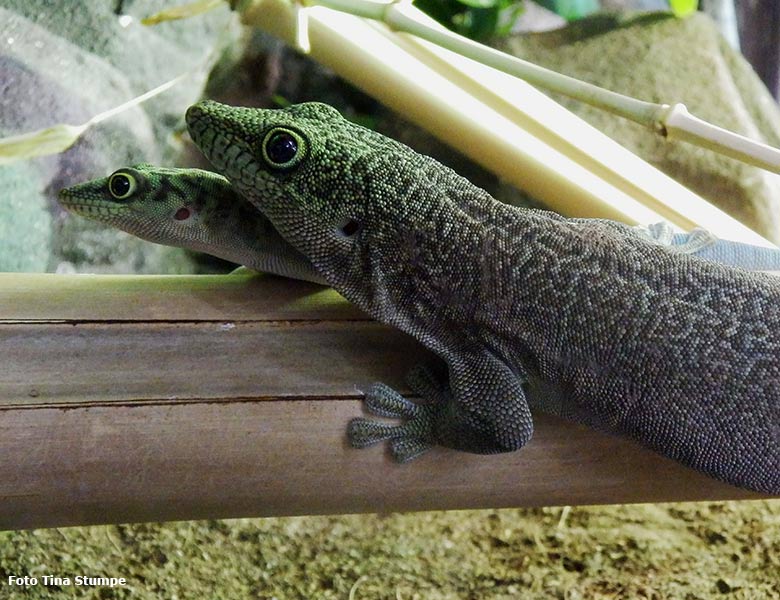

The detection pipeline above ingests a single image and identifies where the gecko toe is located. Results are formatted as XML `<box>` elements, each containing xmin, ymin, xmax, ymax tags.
<box><xmin>348</xmin><ymin>377</ymin><xmax>440</xmax><ymax>460</ymax></box>
<box><xmin>390</xmin><ymin>437</ymin><xmax>432</xmax><ymax>463</ymax></box>
<box><xmin>364</xmin><ymin>382</ymin><xmax>421</xmax><ymax>419</ymax></box>
<box><xmin>347</xmin><ymin>417</ymin><xmax>402</xmax><ymax>448</ymax></box>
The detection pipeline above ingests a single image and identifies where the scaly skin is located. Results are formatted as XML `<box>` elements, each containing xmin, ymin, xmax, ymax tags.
<box><xmin>186</xmin><ymin>100</ymin><xmax>779</xmax><ymax>494</ymax></box>
<box><xmin>569</xmin><ymin>219</ymin><xmax>780</xmax><ymax>271</ymax></box>
<box><xmin>58</xmin><ymin>164</ymin><xmax>325</xmax><ymax>284</ymax></box>
<box><xmin>59</xmin><ymin>167</ymin><xmax>780</xmax><ymax>283</ymax></box>
<box><xmin>635</xmin><ymin>221</ymin><xmax>780</xmax><ymax>271</ymax></box>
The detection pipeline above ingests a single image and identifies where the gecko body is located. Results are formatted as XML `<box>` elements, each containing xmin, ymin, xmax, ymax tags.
<box><xmin>185</xmin><ymin>100</ymin><xmax>779</xmax><ymax>494</ymax></box>
<box><xmin>80</xmin><ymin>100</ymin><xmax>774</xmax><ymax>495</ymax></box>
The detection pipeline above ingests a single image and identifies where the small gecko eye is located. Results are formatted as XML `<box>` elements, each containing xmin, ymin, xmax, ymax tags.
<box><xmin>108</xmin><ymin>172</ymin><xmax>137</xmax><ymax>199</ymax></box>
<box><xmin>261</xmin><ymin>127</ymin><xmax>306</xmax><ymax>170</ymax></box>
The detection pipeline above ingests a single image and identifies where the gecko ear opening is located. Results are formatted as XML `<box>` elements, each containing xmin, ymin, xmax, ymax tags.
<box><xmin>174</xmin><ymin>207</ymin><xmax>192</xmax><ymax>221</ymax></box>
<box><xmin>336</xmin><ymin>217</ymin><xmax>361</xmax><ymax>238</ymax></box>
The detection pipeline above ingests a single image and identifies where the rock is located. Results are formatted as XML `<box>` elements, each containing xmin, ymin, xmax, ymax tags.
<box><xmin>0</xmin><ymin>0</ymin><xmax>237</xmax><ymax>272</ymax></box>
<box><xmin>0</xmin><ymin>162</ymin><xmax>50</xmax><ymax>271</ymax></box>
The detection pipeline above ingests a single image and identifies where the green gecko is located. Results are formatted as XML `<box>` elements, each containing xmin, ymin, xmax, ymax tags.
<box><xmin>185</xmin><ymin>99</ymin><xmax>780</xmax><ymax>495</ymax></box>
<box><xmin>58</xmin><ymin>164</ymin><xmax>326</xmax><ymax>284</ymax></box>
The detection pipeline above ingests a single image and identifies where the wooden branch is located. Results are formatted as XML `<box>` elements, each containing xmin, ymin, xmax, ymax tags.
<box><xmin>0</xmin><ymin>272</ymin><xmax>761</xmax><ymax>530</ymax></box>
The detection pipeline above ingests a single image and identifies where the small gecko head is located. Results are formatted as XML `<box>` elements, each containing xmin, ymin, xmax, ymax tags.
<box><xmin>58</xmin><ymin>165</ymin><xmax>239</xmax><ymax>248</ymax></box>
<box><xmin>186</xmin><ymin>100</ymin><xmax>435</xmax><ymax>312</ymax></box>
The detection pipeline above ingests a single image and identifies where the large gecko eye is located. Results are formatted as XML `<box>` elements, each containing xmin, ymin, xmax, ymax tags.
<box><xmin>108</xmin><ymin>172</ymin><xmax>137</xmax><ymax>199</ymax></box>
<box><xmin>261</xmin><ymin>127</ymin><xmax>306</xmax><ymax>170</ymax></box>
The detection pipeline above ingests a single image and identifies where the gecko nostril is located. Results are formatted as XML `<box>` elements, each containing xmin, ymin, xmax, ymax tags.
<box><xmin>185</xmin><ymin>104</ymin><xmax>205</xmax><ymax>123</ymax></box>
<box><xmin>174</xmin><ymin>207</ymin><xmax>191</xmax><ymax>221</ymax></box>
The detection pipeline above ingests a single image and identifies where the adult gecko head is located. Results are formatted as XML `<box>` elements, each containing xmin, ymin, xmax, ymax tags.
<box><xmin>185</xmin><ymin>100</ymin><xmax>486</xmax><ymax>321</ymax></box>
<box><xmin>185</xmin><ymin>101</ymin><xmax>386</xmax><ymax>262</ymax></box>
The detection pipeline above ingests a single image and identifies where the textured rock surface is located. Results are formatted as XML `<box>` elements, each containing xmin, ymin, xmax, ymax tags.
<box><xmin>0</xmin><ymin>0</ymin><xmax>236</xmax><ymax>272</ymax></box>
<box><xmin>497</xmin><ymin>13</ymin><xmax>780</xmax><ymax>242</ymax></box>
<box><xmin>0</xmin><ymin>161</ymin><xmax>50</xmax><ymax>271</ymax></box>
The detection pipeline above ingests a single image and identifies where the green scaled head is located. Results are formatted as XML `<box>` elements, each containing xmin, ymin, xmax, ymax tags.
<box><xmin>58</xmin><ymin>164</ymin><xmax>236</xmax><ymax>248</ymax></box>
<box><xmin>185</xmin><ymin>101</ymin><xmax>426</xmax><ymax>293</ymax></box>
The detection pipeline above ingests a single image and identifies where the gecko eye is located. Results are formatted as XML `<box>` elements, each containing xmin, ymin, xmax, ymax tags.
<box><xmin>261</xmin><ymin>127</ymin><xmax>306</xmax><ymax>170</ymax></box>
<box><xmin>108</xmin><ymin>172</ymin><xmax>137</xmax><ymax>199</ymax></box>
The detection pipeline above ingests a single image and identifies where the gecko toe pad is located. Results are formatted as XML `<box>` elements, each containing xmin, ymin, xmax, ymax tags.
<box><xmin>363</xmin><ymin>382</ymin><xmax>421</xmax><ymax>419</ymax></box>
<box><xmin>347</xmin><ymin>418</ymin><xmax>403</xmax><ymax>448</ymax></box>
<box><xmin>348</xmin><ymin>374</ymin><xmax>443</xmax><ymax>461</ymax></box>
<box><xmin>390</xmin><ymin>437</ymin><xmax>432</xmax><ymax>463</ymax></box>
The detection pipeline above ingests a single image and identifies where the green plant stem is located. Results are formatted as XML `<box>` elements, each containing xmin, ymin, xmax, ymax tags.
<box><xmin>300</xmin><ymin>0</ymin><xmax>665</xmax><ymax>125</ymax></box>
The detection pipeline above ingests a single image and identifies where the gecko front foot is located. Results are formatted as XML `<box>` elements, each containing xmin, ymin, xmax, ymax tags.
<box><xmin>347</xmin><ymin>365</ymin><xmax>445</xmax><ymax>462</ymax></box>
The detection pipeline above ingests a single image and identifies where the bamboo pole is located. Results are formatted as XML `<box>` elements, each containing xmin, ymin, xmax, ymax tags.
<box><xmin>0</xmin><ymin>273</ymin><xmax>761</xmax><ymax>531</ymax></box>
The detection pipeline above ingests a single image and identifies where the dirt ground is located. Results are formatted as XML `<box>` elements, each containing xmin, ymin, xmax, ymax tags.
<box><xmin>1</xmin><ymin>499</ymin><xmax>778</xmax><ymax>599</ymax></box>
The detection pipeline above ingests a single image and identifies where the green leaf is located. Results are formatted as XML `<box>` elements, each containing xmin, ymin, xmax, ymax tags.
<box><xmin>495</xmin><ymin>1</ymin><xmax>525</xmax><ymax>36</ymax></box>
<box><xmin>0</xmin><ymin>124</ymin><xmax>85</xmax><ymax>166</ymax></box>
<box><xmin>453</xmin><ymin>0</ymin><xmax>500</xmax><ymax>8</ymax></box>
<box><xmin>271</xmin><ymin>94</ymin><xmax>292</xmax><ymax>108</ymax></box>
<box><xmin>141</xmin><ymin>0</ymin><xmax>223</xmax><ymax>25</ymax></box>
<box><xmin>669</xmin><ymin>0</ymin><xmax>698</xmax><ymax>17</ymax></box>
<box><xmin>462</xmin><ymin>8</ymin><xmax>500</xmax><ymax>40</ymax></box>
<box><xmin>415</xmin><ymin>0</ymin><xmax>524</xmax><ymax>40</ymax></box>
<box><xmin>532</xmin><ymin>0</ymin><xmax>599</xmax><ymax>20</ymax></box>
